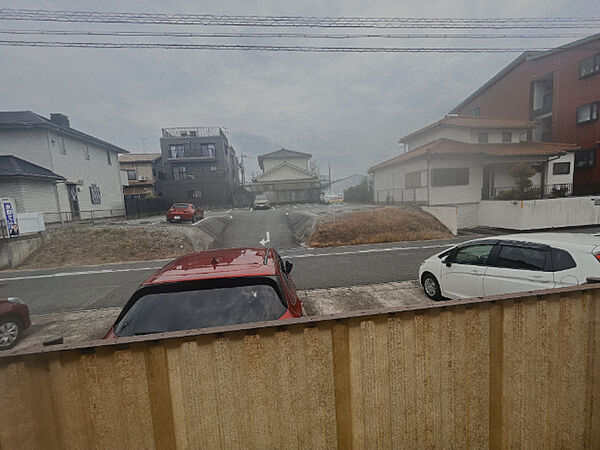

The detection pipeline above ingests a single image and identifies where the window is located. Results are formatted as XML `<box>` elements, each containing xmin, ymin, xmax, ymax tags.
<box><xmin>84</xmin><ymin>144</ymin><xmax>90</xmax><ymax>160</ymax></box>
<box><xmin>495</xmin><ymin>245</ymin><xmax>548</xmax><ymax>271</ymax></box>
<box><xmin>59</xmin><ymin>137</ymin><xmax>66</xmax><ymax>155</ymax></box>
<box><xmin>405</xmin><ymin>171</ymin><xmax>422</xmax><ymax>188</ymax></box>
<box><xmin>477</xmin><ymin>133</ymin><xmax>489</xmax><ymax>143</ymax></box>
<box><xmin>469</xmin><ymin>107</ymin><xmax>480</xmax><ymax>117</ymax></box>
<box><xmin>453</xmin><ymin>244</ymin><xmax>494</xmax><ymax>265</ymax></box>
<box><xmin>169</xmin><ymin>144</ymin><xmax>186</xmax><ymax>159</ymax></box>
<box><xmin>126</xmin><ymin>170</ymin><xmax>137</xmax><ymax>180</ymax></box>
<box><xmin>553</xmin><ymin>162</ymin><xmax>571</xmax><ymax>175</ymax></box>
<box><xmin>502</xmin><ymin>132</ymin><xmax>512</xmax><ymax>143</ymax></box>
<box><xmin>172</xmin><ymin>166</ymin><xmax>187</xmax><ymax>180</ymax></box>
<box><xmin>106</xmin><ymin>151</ymin><xmax>112</xmax><ymax>165</ymax></box>
<box><xmin>89</xmin><ymin>184</ymin><xmax>102</xmax><ymax>204</ymax></box>
<box><xmin>579</xmin><ymin>53</ymin><xmax>600</xmax><ymax>78</ymax></box>
<box><xmin>575</xmin><ymin>149</ymin><xmax>596</xmax><ymax>169</ymax></box>
<box><xmin>576</xmin><ymin>102</ymin><xmax>598</xmax><ymax>124</ymax></box>
<box><xmin>551</xmin><ymin>248</ymin><xmax>576</xmax><ymax>271</ymax></box>
<box><xmin>187</xmin><ymin>190</ymin><xmax>202</xmax><ymax>198</ymax></box>
<box><xmin>189</xmin><ymin>130</ymin><xmax>197</xmax><ymax>137</ymax></box>
<box><xmin>201</xmin><ymin>143</ymin><xmax>216</xmax><ymax>157</ymax></box>
<box><xmin>431</xmin><ymin>168</ymin><xmax>469</xmax><ymax>187</ymax></box>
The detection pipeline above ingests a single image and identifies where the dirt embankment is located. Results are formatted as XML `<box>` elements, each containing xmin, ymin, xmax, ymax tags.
<box><xmin>17</xmin><ymin>226</ymin><xmax>195</xmax><ymax>269</ymax></box>
<box><xmin>308</xmin><ymin>207</ymin><xmax>452</xmax><ymax>247</ymax></box>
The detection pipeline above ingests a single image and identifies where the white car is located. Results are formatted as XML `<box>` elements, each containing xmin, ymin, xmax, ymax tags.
<box><xmin>419</xmin><ymin>233</ymin><xmax>600</xmax><ymax>301</ymax></box>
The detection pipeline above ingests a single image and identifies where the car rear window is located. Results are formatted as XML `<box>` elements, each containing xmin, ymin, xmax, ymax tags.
<box><xmin>551</xmin><ymin>248</ymin><xmax>577</xmax><ymax>271</ymax></box>
<box><xmin>115</xmin><ymin>279</ymin><xmax>287</xmax><ymax>337</ymax></box>
<box><xmin>172</xmin><ymin>203</ymin><xmax>190</xmax><ymax>208</ymax></box>
<box><xmin>495</xmin><ymin>245</ymin><xmax>548</xmax><ymax>271</ymax></box>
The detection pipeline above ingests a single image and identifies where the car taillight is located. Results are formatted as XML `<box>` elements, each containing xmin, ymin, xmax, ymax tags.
<box><xmin>595</xmin><ymin>254</ymin><xmax>600</xmax><ymax>263</ymax></box>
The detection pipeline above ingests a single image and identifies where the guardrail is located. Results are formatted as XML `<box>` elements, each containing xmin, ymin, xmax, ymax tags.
<box><xmin>0</xmin><ymin>284</ymin><xmax>599</xmax><ymax>448</ymax></box>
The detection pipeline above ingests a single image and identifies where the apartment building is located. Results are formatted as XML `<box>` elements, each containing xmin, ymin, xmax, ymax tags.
<box><xmin>158</xmin><ymin>127</ymin><xmax>240</xmax><ymax>206</ymax></box>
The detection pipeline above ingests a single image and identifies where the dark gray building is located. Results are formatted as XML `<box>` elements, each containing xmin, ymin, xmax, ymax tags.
<box><xmin>158</xmin><ymin>127</ymin><xmax>240</xmax><ymax>207</ymax></box>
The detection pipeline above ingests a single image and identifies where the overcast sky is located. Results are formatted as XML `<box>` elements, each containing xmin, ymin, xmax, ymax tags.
<box><xmin>1</xmin><ymin>0</ymin><xmax>597</xmax><ymax>179</ymax></box>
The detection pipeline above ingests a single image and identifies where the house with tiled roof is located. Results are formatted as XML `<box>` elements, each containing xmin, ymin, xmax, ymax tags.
<box><xmin>249</xmin><ymin>148</ymin><xmax>321</xmax><ymax>204</ymax></box>
<box><xmin>0</xmin><ymin>111</ymin><xmax>129</xmax><ymax>223</ymax></box>
<box><xmin>118</xmin><ymin>153</ymin><xmax>162</xmax><ymax>198</ymax></box>
<box><xmin>369</xmin><ymin>115</ymin><xmax>578</xmax><ymax>229</ymax></box>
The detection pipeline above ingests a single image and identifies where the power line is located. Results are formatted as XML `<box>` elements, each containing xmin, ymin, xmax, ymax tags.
<box><xmin>0</xmin><ymin>40</ymin><xmax>573</xmax><ymax>52</ymax></box>
<box><xmin>1</xmin><ymin>9</ymin><xmax>600</xmax><ymax>29</ymax></box>
<box><xmin>0</xmin><ymin>29</ymin><xmax>592</xmax><ymax>40</ymax></box>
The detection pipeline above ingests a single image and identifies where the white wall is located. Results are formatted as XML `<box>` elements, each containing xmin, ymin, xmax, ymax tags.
<box><xmin>429</xmin><ymin>155</ymin><xmax>484</xmax><ymax>205</ymax></box>
<box><xmin>477</xmin><ymin>197</ymin><xmax>600</xmax><ymax>230</ymax></box>
<box><xmin>46</xmin><ymin>130</ymin><xmax>125</xmax><ymax>213</ymax></box>
<box><xmin>420</xmin><ymin>206</ymin><xmax>458</xmax><ymax>235</ymax></box>
<box><xmin>262</xmin><ymin>156</ymin><xmax>309</xmax><ymax>172</ymax></box>
<box><xmin>371</xmin><ymin>159</ymin><xmax>428</xmax><ymax>203</ymax></box>
<box><xmin>404</xmin><ymin>125</ymin><xmax>528</xmax><ymax>150</ymax></box>
<box><xmin>258</xmin><ymin>164</ymin><xmax>314</xmax><ymax>182</ymax></box>
<box><xmin>0</xmin><ymin>129</ymin><xmax>53</xmax><ymax>168</ymax></box>
<box><xmin>0</xmin><ymin>178</ymin><xmax>60</xmax><ymax>215</ymax></box>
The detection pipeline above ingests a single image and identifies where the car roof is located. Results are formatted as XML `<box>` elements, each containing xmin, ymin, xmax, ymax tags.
<box><xmin>469</xmin><ymin>232</ymin><xmax>600</xmax><ymax>253</ymax></box>
<box><xmin>143</xmin><ymin>247</ymin><xmax>277</xmax><ymax>285</ymax></box>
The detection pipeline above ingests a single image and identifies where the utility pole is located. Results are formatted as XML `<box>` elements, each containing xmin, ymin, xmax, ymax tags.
<box><xmin>328</xmin><ymin>162</ymin><xmax>331</xmax><ymax>191</ymax></box>
<box><xmin>239</xmin><ymin>154</ymin><xmax>248</xmax><ymax>186</ymax></box>
<box><xmin>140</xmin><ymin>138</ymin><xmax>147</xmax><ymax>154</ymax></box>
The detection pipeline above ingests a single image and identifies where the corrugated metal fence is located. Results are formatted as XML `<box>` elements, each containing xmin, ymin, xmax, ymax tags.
<box><xmin>1</xmin><ymin>285</ymin><xmax>599</xmax><ymax>449</ymax></box>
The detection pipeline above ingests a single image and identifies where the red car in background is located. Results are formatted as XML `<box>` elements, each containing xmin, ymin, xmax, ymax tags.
<box><xmin>104</xmin><ymin>247</ymin><xmax>304</xmax><ymax>338</ymax></box>
<box><xmin>166</xmin><ymin>203</ymin><xmax>204</xmax><ymax>223</ymax></box>
<box><xmin>0</xmin><ymin>297</ymin><xmax>31</xmax><ymax>350</ymax></box>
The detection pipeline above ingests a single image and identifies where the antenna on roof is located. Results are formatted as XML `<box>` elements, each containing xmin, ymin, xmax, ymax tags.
<box><xmin>263</xmin><ymin>248</ymin><xmax>271</xmax><ymax>265</ymax></box>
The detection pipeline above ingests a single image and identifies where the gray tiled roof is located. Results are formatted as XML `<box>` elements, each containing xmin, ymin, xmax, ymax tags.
<box><xmin>0</xmin><ymin>155</ymin><xmax>65</xmax><ymax>180</ymax></box>
<box><xmin>0</xmin><ymin>111</ymin><xmax>128</xmax><ymax>153</ymax></box>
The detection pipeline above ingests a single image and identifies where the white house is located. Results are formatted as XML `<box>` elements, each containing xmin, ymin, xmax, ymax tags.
<box><xmin>369</xmin><ymin>115</ymin><xmax>578</xmax><ymax>229</ymax></box>
<box><xmin>249</xmin><ymin>148</ymin><xmax>321</xmax><ymax>203</ymax></box>
<box><xmin>0</xmin><ymin>111</ymin><xmax>128</xmax><ymax>222</ymax></box>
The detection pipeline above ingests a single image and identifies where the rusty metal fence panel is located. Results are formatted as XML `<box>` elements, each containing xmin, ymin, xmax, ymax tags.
<box><xmin>0</xmin><ymin>286</ymin><xmax>599</xmax><ymax>449</ymax></box>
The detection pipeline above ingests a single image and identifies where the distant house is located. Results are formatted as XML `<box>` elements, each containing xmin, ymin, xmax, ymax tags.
<box><xmin>369</xmin><ymin>116</ymin><xmax>578</xmax><ymax>228</ymax></box>
<box><xmin>158</xmin><ymin>127</ymin><xmax>240</xmax><ymax>207</ymax></box>
<box><xmin>0</xmin><ymin>111</ymin><xmax>128</xmax><ymax>222</ymax></box>
<box><xmin>0</xmin><ymin>155</ymin><xmax>65</xmax><ymax>220</ymax></box>
<box><xmin>118</xmin><ymin>153</ymin><xmax>161</xmax><ymax>198</ymax></box>
<box><xmin>249</xmin><ymin>148</ymin><xmax>321</xmax><ymax>203</ymax></box>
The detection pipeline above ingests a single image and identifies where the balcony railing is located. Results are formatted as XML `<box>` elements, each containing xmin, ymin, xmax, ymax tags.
<box><xmin>162</xmin><ymin>127</ymin><xmax>223</xmax><ymax>138</ymax></box>
<box><xmin>488</xmin><ymin>183</ymin><xmax>573</xmax><ymax>200</ymax></box>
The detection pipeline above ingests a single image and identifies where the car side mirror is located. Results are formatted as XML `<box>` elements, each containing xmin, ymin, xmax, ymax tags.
<box><xmin>285</xmin><ymin>260</ymin><xmax>293</xmax><ymax>274</ymax></box>
<box><xmin>443</xmin><ymin>257</ymin><xmax>452</xmax><ymax>268</ymax></box>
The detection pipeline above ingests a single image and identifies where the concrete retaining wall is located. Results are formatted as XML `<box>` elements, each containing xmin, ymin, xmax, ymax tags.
<box><xmin>1</xmin><ymin>285</ymin><xmax>599</xmax><ymax>448</ymax></box>
<box><xmin>0</xmin><ymin>232</ymin><xmax>47</xmax><ymax>270</ymax></box>
<box><xmin>420</xmin><ymin>206</ymin><xmax>458</xmax><ymax>235</ymax></box>
<box><xmin>477</xmin><ymin>196</ymin><xmax>600</xmax><ymax>230</ymax></box>
<box><xmin>287</xmin><ymin>211</ymin><xmax>317</xmax><ymax>245</ymax></box>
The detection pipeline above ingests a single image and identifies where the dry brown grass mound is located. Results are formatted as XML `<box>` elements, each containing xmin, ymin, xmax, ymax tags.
<box><xmin>308</xmin><ymin>207</ymin><xmax>452</xmax><ymax>248</ymax></box>
<box><xmin>18</xmin><ymin>226</ymin><xmax>195</xmax><ymax>269</ymax></box>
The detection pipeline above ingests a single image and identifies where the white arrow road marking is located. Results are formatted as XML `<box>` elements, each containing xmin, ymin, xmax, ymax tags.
<box><xmin>259</xmin><ymin>231</ymin><xmax>271</xmax><ymax>246</ymax></box>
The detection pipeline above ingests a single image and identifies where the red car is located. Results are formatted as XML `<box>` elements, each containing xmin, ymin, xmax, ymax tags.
<box><xmin>104</xmin><ymin>247</ymin><xmax>304</xmax><ymax>338</ymax></box>
<box><xmin>166</xmin><ymin>203</ymin><xmax>204</xmax><ymax>223</ymax></box>
<box><xmin>0</xmin><ymin>297</ymin><xmax>31</xmax><ymax>350</ymax></box>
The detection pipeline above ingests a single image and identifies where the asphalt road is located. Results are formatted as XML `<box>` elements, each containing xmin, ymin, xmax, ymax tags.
<box><xmin>0</xmin><ymin>204</ymin><xmax>462</xmax><ymax>314</ymax></box>
<box><xmin>2</xmin><ymin>204</ymin><xmax>598</xmax><ymax>315</ymax></box>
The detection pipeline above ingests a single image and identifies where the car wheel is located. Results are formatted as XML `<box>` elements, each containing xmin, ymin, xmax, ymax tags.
<box><xmin>0</xmin><ymin>317</ymin><xmax>22</xmax><ymax>350</ymax></box>
<box><xmin>192</xmin><ymin>214</ymin><xmax>197</xmax><ymax>222</ymax></box>
<box><xmin>422</xmin><ymin>273</ymin><xmax>443</xmax><ymax>301</ymax></box>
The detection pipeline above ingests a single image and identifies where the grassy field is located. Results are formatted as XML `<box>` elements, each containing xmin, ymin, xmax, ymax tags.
<box><xmin>308</xmin><ymin>207</ymin><xmax>452</xmax><ymax>247</ymax></box>
<box><xmin>17</xmin><ymin>226</ymin><xmax>195</xmax><ymax>269</ymax></box>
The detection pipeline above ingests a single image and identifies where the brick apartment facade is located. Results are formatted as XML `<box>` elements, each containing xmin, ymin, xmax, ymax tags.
<box><xmin>158</xmin><ymin>127</ymin><xmax>240</xmax><ymax>207</ymax></box>
<box><xmin>451</xmin><ymin>33</ymin><xmax>600</xmax><ymax>191</ymax></box>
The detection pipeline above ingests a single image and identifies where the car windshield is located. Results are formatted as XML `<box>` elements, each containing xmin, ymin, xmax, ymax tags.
<box><xmin>256</xmin><ymin>195</ymin><xmax>268</xmax><ymax>201</ymax></box>
<box><xmin>171</xmin><ymin>203</ymin><xmax>190</xmax><ymax>208</ymax></box>
<box><xmin>115</xmin><ymin>278</ymin><xmax>287</xmax><ymax>336</ymax></box>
